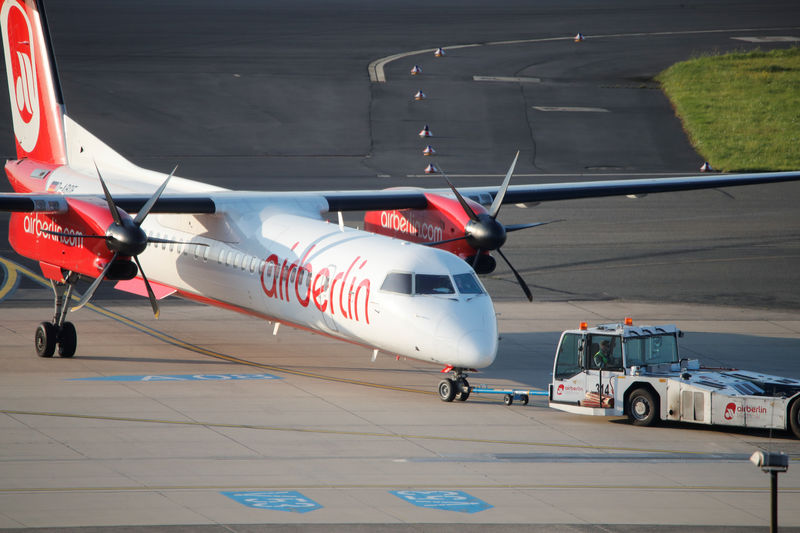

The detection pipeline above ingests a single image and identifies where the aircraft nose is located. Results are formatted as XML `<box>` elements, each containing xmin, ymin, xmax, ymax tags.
<box><xmin>457</xmin><ymin>328</ymin><xmax>498</xmax><ymax>368</ymax></box>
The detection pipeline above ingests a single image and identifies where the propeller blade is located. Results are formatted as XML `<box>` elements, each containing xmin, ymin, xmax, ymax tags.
<box><xmin>147</xmin><ymin>237</ymin><xmax>209</xmax><ymax>246</ymax></box>
<box><xmin>93</xmin><ymin>161</ymin><xmax>123</xmax><ymax>227</ymax></box>
<box><xmin>421</xmin><ymin>236</ymin><xmax>468</xmax><ymax>247</ymax></box>
<box><xmin>133</xmin><ymin>255</ymin><xmax>160</xmax><ymax>319</ymax></box>
<box><xmin>504</xmin><ymin>220</ymin><xmax>559</xmax><ymax>232</ymax></box>
<box><xmin>471</xmin><ymin>249</ymin><xmax>482</xmax><ymax>271</ymax></box>
<box><xmin>442</xmin><ymin>171</ymin><xmax>480</xmax><ymax>222</ymax></box>
<box><xmin>133</xmin><ymin>164</ymin><xmax>179</xmax><ymax>226</ymax></box>
<box><xmin>71</xmin><ymin>252</ymin><xmax>119</xmax><ymax>312</ymax></box>
<box><xmin>496</xmin><ymin>248</ymin><xmax>533</xmax><ymax>302</ymax></box>
<box><xmin>488</xmin><ymin>150</ymin><xmax>519</xmax><ymax>219</ymax></box>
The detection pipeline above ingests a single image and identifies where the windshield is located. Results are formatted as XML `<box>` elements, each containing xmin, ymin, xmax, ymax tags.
<box><xmin>453</xmin><ymin>272</ymin><xmax>484</xmax><ymax>295</ymax></box>
<box><xmin>415</xmin><ymin>274</ymin><xmax>455</xmax><ymax>295</ymax></box>
<box><xmin>380</xmin><ymin>272</ymin><xmax>412</xmax><ymax>294</ymax></box>
<box><xmin>379</xmin><ymin>272</ymin><xmax>483</xmax><ymax>296</ymax></box>
<box><xmin>624</xmin><ymin>334</ymin><xmax>678</xmax><ymax>366</ymax></box>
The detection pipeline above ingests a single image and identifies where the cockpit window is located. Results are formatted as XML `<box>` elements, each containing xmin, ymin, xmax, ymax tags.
<box><xmin>380</xmin><ymin>272</ymin><xmax>412</xmax><ymax>294</ymax></box>
<box><xmin>453</xmin><ymin>273</ymin><xmax>484</xmax><ymax>295</ymax></box>
<box><xmin>415</xmin><ymin>274</ymin><xmax>455</xmax><ymax>295</ymax></box>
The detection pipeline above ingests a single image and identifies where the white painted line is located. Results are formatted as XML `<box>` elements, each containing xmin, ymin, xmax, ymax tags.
<box><xmin>367</xmin><ymin>44</ymin><xmax>480</xmax><ymax>83</ymax></box>
<box><xmin>533</xmin><ymin>106</ymin><xmax>609</xmax><ymax>112</ymax></box>
<box><xmin>473</xmin><ymin>75</ymin><xmax>541</xmax><ymax>83</ymax></box>
<box><xmin>368</xmin><ymin>26</ymin><xmax>800</xmax><ymax>83</ymax></box>
<box><xmin>731</xmin><ymin>36</ymin><xmax>800</xmax><ymax>42</ymax></box>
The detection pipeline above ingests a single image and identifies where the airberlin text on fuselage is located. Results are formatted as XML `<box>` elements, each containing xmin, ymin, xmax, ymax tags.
<box><xmin>23</xmin><ymin>214</ymin><xmax>83</xmax><ymax>247</ymax></box>
<box><xmin>260</xmin><ymin>242</ymin><xmax>371</xmax><ymax>324</ymax></box>
<box><xmin>379</xmin><ymin>210</ymin><xmax>443</xmax><ymax>242</ymax></box>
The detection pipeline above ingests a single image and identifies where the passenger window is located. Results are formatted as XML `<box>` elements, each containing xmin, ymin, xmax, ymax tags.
<box><xmin>250</xmin><ymin>256</ymin><xmax>258</xmax><ymax>273</ymax></box>
<box><xmin>453</xmin><ymin>273</ymin><xmax>484</xmax><ymax>294</ymax></box>
<box><xmin>203</xmin><ymin>245</ymin><xmax>210</xmax><ymax>262</ymax></box>
<box><xmin>415</xmin><ymin>274</ymin><xmax>454</xmax><ymax>295</ymax></box>
<box><xmin>380</xmin><ymin>272</ymin><xmax>412</xmax><ymax>294</ymax></box>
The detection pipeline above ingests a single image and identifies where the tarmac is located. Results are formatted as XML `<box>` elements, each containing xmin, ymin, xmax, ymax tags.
<box><xmin>1</xmin><ymin>0</ymin><xmax>800</xmax><ymax>530</ymax></box>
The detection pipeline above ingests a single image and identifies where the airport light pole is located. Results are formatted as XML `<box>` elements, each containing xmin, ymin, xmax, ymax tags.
<box><xmin>750</xmin><ymin>450</ymin><xmax>789</xmax><ymax>533</ymax></box>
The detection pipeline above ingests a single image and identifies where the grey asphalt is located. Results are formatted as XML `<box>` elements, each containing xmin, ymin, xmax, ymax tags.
<box><xmin>2</xmin><ymin>0</ymin><xmax>800</xmax><ymax>530</ymax></box>
<box><xmin>2</xmin><ymin>0</ymin><xmax>800</xmax><ymax>308</ymax></box>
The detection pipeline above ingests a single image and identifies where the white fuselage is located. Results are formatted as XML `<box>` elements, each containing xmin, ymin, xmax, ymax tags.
<box><xmin>138</xmin><ymin>193</ymin><xmax>499</xmax><ymax>369</ymax></box>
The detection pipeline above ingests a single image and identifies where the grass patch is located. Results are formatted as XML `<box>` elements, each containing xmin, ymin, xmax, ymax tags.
<box><xmin>657</xmin><ymin>47</ymin><xmax>800</xmax><ymax>171</ymax></box>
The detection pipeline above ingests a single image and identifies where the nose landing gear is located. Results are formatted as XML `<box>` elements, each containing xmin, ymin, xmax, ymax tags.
<box><xmin>36</xmin><ymin>275</ymin><xmax>79</xmax><ymax>358</ymax></box>
<box><xmin>438</xmin><ymin>368</ymin><xmax>471</xmax><ymax>402</ymax></box>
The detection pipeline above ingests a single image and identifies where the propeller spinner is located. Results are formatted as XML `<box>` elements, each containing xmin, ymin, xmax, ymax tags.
<box><xmin>426</xmin><ymin>151</ymin><xmax>551</xmax><ymax>302</ymax></box>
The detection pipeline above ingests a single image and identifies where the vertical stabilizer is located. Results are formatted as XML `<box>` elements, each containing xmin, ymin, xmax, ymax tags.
<box><xmin>1</xmin><ymin>0</ymin><xmax>66</xmax><ymax>164</ymax></box>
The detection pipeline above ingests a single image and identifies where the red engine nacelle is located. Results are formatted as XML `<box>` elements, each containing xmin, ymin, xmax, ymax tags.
<box><xmin>9</xmin><ymin>197</ymin><xmax>137</xmax><ymax>282</ymax></box>
<box><xmin>364</xmin><ymin>193</ymin><xmax>497</xmax><ymax>274</ymax></box>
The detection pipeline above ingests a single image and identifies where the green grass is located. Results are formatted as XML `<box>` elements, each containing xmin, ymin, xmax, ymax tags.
<box><xmin>657</xmin><ymin>47</ymin><xmax>800</xmax><ymax>171</ymax></box>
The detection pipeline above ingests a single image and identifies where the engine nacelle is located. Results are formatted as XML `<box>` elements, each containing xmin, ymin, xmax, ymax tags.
<box><xmin>364</xmin><ymin>193</ymin><xmax>496</xmax><ymax>273</ymax></box>
<box><xmin>9</xmin><ymin>197</ymin><xmax>135</xmax><ymax>281</ymax></box>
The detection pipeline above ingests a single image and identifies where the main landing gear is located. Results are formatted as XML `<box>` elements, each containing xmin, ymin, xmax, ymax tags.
<box><xmin>35</xmin><ymin>275</ymin><xmax>79</xmax><ymax>358</ymax></box>
<box><xmin>438</xmin><ymin>368</ymin><xmax>471</xmax><ymax>402</ymax></box>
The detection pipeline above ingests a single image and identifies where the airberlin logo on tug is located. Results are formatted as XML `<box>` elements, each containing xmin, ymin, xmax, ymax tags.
<box><xmin>1</xmin><ymin>0</ymin><xmax>40</xmax><ymax>152</ymax></box>
<box><xmin>260</xmin><ymin>242</ymin><xmax>371</xmax><ymax>324</ymax></box>
<box><xmin>556</xmin><ymin>383</ymin><xmax>583</xmax><ymax>395</ymax></box>
<box><xmin>723</xmin><ymin>401</ymin><xmax>768</xmax><ymax>421</ymax></box>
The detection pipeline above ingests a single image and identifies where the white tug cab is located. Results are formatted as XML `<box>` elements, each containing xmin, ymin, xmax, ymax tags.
<box><xmin>549</xmin><ymin>318</ymin><xmax>800</xmax><ymax>438</ymax></box>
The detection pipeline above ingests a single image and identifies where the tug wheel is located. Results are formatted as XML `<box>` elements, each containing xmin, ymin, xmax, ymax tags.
<box><xmin>789</xmin><ymin>400</ymin><xmax>800</xmax><ymax>439</ymax></box>
<box><xmin>628</xmin><ymin>388</ymin><xmax>658</xmax><ymax>427</ymax></box>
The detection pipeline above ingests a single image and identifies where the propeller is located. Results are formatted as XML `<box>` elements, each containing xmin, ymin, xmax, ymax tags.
<box><xmin>42</xmin><ymin>163</ymin><xmax>202</xmax><ymax>318</ymax></box>
<box><xmin>425</xmin><ymin>151</ymin><xmax>554</xmax><ymax>302</ymax></box>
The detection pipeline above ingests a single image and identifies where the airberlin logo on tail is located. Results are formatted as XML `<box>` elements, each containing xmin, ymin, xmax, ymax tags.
<box><xmin>260</xmin><ymin>242</ymin><xmax>371</xmax><ymax>324</ymax></box>
<box><xmin>1</xmin><ymin>0</ymin><xmax>40</xmax><ymax>152</ymax></box>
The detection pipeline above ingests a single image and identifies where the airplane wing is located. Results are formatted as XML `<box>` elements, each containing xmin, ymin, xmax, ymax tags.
<box><xmin>0</xmin><ymin>193</ymin><xmax>215</xmax><ymax>214</ymax></box>
<box><xmin>322</xmin><ymin>170</ymin><xmax>800</xmax><ymax>211</ymax></box>
<box><xmin>2</xmin><ymin>170</ymin><xmax>800</xmax><ymax>214</ymax></box>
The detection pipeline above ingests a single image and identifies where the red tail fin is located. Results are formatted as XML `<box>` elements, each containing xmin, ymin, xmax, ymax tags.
<box><xmin>1</xmin><ymin>0</ymin><xmax>65</xmax><ymax>164</ymax></box>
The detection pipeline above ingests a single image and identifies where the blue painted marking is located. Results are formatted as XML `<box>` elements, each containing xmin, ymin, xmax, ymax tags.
<box><xmin>391</xmin><ymin>490</ymin><xmax>492</xmax><ymax>513</ymax></box>
<box><xmin>70</xmin><ymin>373</ymin><xmax>280</xmax><ymax>382</ymax></box>
<box><xmin>221</xmin><ymin>491</ymin><xmax>322</xmax><ymax>513</ymax></box>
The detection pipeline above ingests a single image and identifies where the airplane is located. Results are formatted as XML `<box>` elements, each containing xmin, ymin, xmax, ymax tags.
<box><xmin>2</xmin><ymin>0</ymin><xmax>800</xmax><ymax>402</ymax></box>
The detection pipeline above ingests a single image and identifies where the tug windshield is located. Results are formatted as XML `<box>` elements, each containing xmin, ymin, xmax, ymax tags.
<box><xmin>624</xmin><ymin>334</ymin><xmax>678</xmax><ymax>367</ymax></box>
